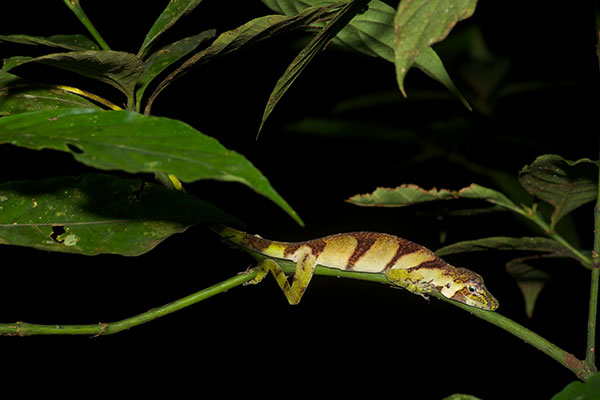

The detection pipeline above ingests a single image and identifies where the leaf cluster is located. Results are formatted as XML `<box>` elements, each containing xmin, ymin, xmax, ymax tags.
<box><xmin>348</xmin><ymin>154</ymin><xmax>598</xmax><ymax>317</ymax></box>
<box><xmin>0</xmin><ymin>0</ymin><xmax>475</xmax><ymax>256</ymax></box>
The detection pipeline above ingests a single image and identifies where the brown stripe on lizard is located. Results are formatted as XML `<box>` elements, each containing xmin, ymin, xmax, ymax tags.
<box><xmin>346</xmin><ymin>232</ymin><xmax>379</xmax><ymax>270</ymax></box>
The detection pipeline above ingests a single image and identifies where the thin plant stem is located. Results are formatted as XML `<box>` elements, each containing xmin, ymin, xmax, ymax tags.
<box><xmin>0</xmin><ymin>269</ymin><xmax>258</xmax><ymax>336</ymax></box>
<box><xmin>62</xmin><ymin>0</ymin><xmax>111</xmax><ymax>51</ymax></box>
<box><xmin>586</xmin><ymin>145</ymin><xmax>600</xmax><ymax>367</ymax></box>
<box><xmin>1</xmin><ymin>253</ymin><xmax>596</xmax><ymax>380</ymax></box>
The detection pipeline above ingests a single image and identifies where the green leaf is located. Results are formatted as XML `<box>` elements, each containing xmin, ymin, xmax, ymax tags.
<box><xmin>0</xmin><ymin>108</ymin><xmax>303</xmax><ymax>225</ymax></box>
<box><xmin>551</xmin><ymin>372</ymin><xmax>600</xmax><ymax>400</ymax></box>
<box><xmin>518</xmin><ymin>154</ymin><xmax>598</xmax><ymax>230</ymax></box>
<box><xmin>145</xmin><ymin>6</ymin><xmax>336</xmax><ymax>114</ymax></box>
<box><xmin>347</xmin><ymin>184</ymin><xmax>458</xmax><ymax>206</ymax></box>
<box><xmin>258</xmin><ymin>0</ymin><xmax>368</xmax><ymax>135</ymax></box>
<box><xmin>0</xmin><ymin>81</ymin><xmax>100</xmax><ymax>116</ymax></box>
<box><xmin>347</xmin><ymin>183</ymin><xmax>522</xmax><ymax>214</ymax></box>
<box><xmin>0</xmin><ymin>34</ymin><xmax>98</xmax><ymax>51</ymax></box>
<box><xmin>435</xmin><ymin>236</ymin><xmax>571</xmax><ymax>257</ymax></box>
<box><xmin>506</xmin><ymin>257</ymin><xmax>551</xmax><ymax>318</ymax></box>
<box><xmin>442</xmin><ymin>395</ymin><xmax>482</xmax><ymax>400</ymax></box>
<box><xmin>135</xmin><ymin>30</ymin><xmax>216</xmax><ymax>109</ymax></box>
<box><xmin>5</xmin><ymin>51</ymin><xmax>144</xmax><ymax>100</ymax></box>
<box><xmin>138</xmin><ymin>0</ymin><xmax>206</xmax><ymax>59</ymax></box>
<box><xmin>0</xmin><ymin>174</ymin><xmax>237</xmax><ymax>256</ymax></box>
<box><xmin>457</xmin><ymin>183</ymin><xmax>523</xmax><ymax>214</ymax></box>
<box><xmin>393</xmin><ymin>0</ymin><xmax>477</xmax><ymax>97</ymax></box>
<box><xmin>262</xmin><ymin>0</ymin><xmax>471</xmax><ymax>109</ymax></box>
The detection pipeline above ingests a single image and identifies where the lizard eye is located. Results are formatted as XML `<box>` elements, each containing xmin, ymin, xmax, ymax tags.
<box><xmin>468</xmin><ymin>284</ymin><xmax>478</xmax><ymax>293</ymax></box>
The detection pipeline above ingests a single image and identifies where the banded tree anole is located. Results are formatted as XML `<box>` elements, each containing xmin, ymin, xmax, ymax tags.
<box><xmin>212</xmin><ymin>224</ymin><xmax>499</xmax><ymax>310</ymax></box>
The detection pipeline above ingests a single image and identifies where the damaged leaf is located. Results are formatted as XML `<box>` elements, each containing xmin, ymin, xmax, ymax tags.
<box><xmin>347</xmin><ymin>184</ymin><xmax>458</xmax><ymax>206</ymax></box>
<box><xmin>347</xmin><ymin>183</ymin><xmax>522</xmax><ymax>214</ymax></box>
<box><xmin>518</xmin><ymin>154</ymin><xmax>598</xmax><ymax>230</ymax></box>
<box><xmin>0</xmin><ymin>174</ymin><xmax>237</xmax><ymax>256</ymax></box>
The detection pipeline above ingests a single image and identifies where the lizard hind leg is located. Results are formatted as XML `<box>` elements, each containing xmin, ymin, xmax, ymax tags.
<box><xmin>247</xmin><ymin>253</ymin><xmax>317</xmax><ymax>305</ymax></box>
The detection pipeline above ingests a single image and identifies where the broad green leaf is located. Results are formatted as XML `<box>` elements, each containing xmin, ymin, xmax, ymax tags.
<box><xmin>518</xmin><ymin>154</ymin><xmax>598</xmax><ymax>230</ymax></box>
<box><xmin>5</xmin><ymin>51</ymin><xmax>144</xmax><ymax>100</ymax></box>
<box><xmin>347</xmin><ymin>184</ymin><xmax>458</xmax><ymax>207</ymax></box>
<box><xmin>138</xmin><ymin>0</ymin><xmax>205</xmax><ymax>59</ymax></box>
<box><xmin>506</xmin><ymin>257</ymin><xmax>551</xmax><ymax>318</ymax></box>
<box><xmin>0</xmin><ymin>174</ymin><xmax>237</xmax><ymax>256</ymax></box>
<box><xmin>145</xmin><ymin>6</ymin><xmax>339</xmax><ymax>113</ymax></box>
<box><xmin>0</xmin><ymin>108</ymin><xmax>302</xmax><ymax>225</ymax></box>
<box><xmin>262</xmin><ymin>0</ymin><xmax>471</xmax><ymax>109</ymax></box>
<box><xmin>135</xmin><ymin>29</ymin><xmax>216</xmax><ymax>109</ymax></box>
<box><xmin>258</xmin><ymin>0</ymin><xmax>368</xmax><ymax>135</ymax></box>
<box><xmin>435</xmin><ymin>236</ymin><xmax>572</xmax><ymax>257</ymax></box>
<box><xmin>551</xmin><ymin>372</ymin><xmax>600</xmax><ymax>400</ymax></box>
<box><xmin>0</xmin><ymin>34</ymin><xmax>98</xmax><ymax>51</ymax></box>
<box><xmin>393</xmin><ymin>0</ymin><xmax>477</xmax><ymax>97</ymax></box>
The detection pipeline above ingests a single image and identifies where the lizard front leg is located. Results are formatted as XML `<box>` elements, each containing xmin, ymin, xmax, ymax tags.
<box><xmin>384</xmin><ymin>268</ymin><xmax>437</xmax><ymax>300</ymax></box>
<box><xmin>245</xmin><ymin>251</ymin><xmax>318</xmax><ymax>305</ymax></box>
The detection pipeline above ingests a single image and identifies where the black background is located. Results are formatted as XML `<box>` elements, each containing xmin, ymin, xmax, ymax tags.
<box><xmin>1</xmin><ymin>1</ymin><xmax>598</xmax><ymax>398</ymax></box>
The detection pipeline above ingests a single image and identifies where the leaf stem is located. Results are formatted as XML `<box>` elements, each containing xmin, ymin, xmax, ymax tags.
<box><xmin>62</xmin><ymin>0</ymin><xmax>111</xmax><ymax>51</ymax></box>
<box><xmin>585</xmin><ymin>145</ymin><xmax>600</xmax><ymax>368</ymax></box>
<box><xmin>0</xmin><ymin>269</ymin><xmax>258</xmax><ymax>336</ymax></box>
<box><xmin>526</xmin><ymin>207</ymin><xmax>593</xmax><ymax>269</ymax></box>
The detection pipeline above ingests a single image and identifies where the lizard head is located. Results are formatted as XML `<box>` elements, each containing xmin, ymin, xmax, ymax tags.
<box><xmin>444</xmin><ymin>268</ymin><xmax>499</xmax><ymax>311</ymax></box>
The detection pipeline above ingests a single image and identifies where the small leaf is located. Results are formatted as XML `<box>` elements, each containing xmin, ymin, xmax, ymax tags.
<box><xmin>136</xmin><ymin>30</ymin><xmax>216</xmax><ymax>109</ymax></box>
<box><xmin>138</xmin><ymin>0</ymin><xmax>206</xmax><ymax>58</ymax></box>
<box><xmin>506</xmin><ymin>257</ymin><xmax>551</xmax><ymax>318</ymax></box>
<box><xmin>518</xmin><ymin>154</ymin><xmax>598</xmax><ymax>230</ymax></box>
<box><xmin>0</xmin><ymin>34</ymin><xmax>98</xmax><ymax>51</ymax></box>
<box><xmin>0</xmin><ymin>108</ymin><xmax>302</xmax><ymax>225</ymax></box>
<box><xmin>0</xmin><ymin>174</ymin><xmax>237</xmax><ymax>256</ymax></box>
<box><xmin>259</xmin><ymin>0</ymin><xmax>368</xmax><ymax>135</ymax></box>
<box><xmin>551</xmin><ymin>372</ymin><xmax>600</xmax><ymax>400</ymax></box>
<box><xmin>347</xmin><ymin>184</ymin><xmax>458</xmax><ymax>207</ymax></box>
<box><xmin>435</xmin><ymin>236</ymin><xmax>572</xmax><ymax>257</ymax></box>
<box><xmin>458</xmin><ymin>183</ymin><xmax>523</xmax><ymax>214</ymax></box>
<box><xmin>5</xmin><ymin>51</ymin><xmax>144</xmax><ymax>100</ymax></box>
<box><xmin>393</xmin><ymin>0</ymin><xmax>477</xmax><ymax>96</ymax></box>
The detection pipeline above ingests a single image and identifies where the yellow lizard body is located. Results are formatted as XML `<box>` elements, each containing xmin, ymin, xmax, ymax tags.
<box><xmin>212</xmin><ymin>224</ymin><xmax>499</xmax><ymax>310</ymax></box>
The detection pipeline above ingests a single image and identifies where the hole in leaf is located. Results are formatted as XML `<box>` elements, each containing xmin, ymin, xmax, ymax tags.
<box><xmin>66</xmin><ymin>143</ymin><xmax>84</xmax><ymax>154</ymax></box>
<box><xmin>50</xmin><ymin>225</ymin><xmax>66</xmax><ymax>243</ymax></box>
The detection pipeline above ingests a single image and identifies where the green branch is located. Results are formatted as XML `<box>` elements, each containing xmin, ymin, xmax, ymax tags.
<box><xmin>0</xmin><ymin>269</ymin><xmax>258</xmax><ymax>336</ymax></box>
<box><xmin>586</xmin><ymin>147</ymin><xmax>600</xmax><ymax>367</ymax></box>
<box><xmin>1</xmin><ymin>252</ymin><xmax>596</xmax><ymax>381</ymax></box>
